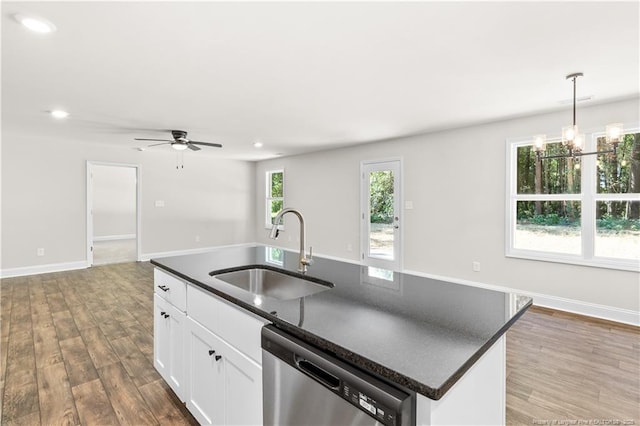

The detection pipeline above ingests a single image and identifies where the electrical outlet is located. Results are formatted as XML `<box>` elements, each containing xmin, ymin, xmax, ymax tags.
<box><xmin>195</xmin><ymin>235</ymin><xmax>201</xmax><ymax>242</ymax></box>
<box><xmin>155</xmin><ymin>200</ymin><xmax>165</xmax><ymax>208</ymax></box>
<box><xmin>347</xmin><ymin>243</ymin><xmax>353</xmax><ymax>252</ymax></box>
<box><xmin>37</xmin><ymin>248</ymin><xmax>45</xmax><ymax>256</ymax></box>
<box><xmin>472</xmin><ymin>261</ymin><xmax>481</xmax><ymax>272</ymax></box>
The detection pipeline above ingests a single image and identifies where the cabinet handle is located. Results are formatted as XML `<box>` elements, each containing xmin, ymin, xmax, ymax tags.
<box><xmin>160</xmin><ymin>311</ymin><xmax>166</xmax><ymax>316</ymax></box>
<box><xmin>208</xmin><ymin>350</ymin><xmax>216</xmax><ymax>356</ymax></box>
<box><xmin>215</xmin><ymin>355</ymin><xmax>222</xmax><ymax>361</ymax></box>
<box><xmin>158</xmin><ymin>285</ymin><xmax>169</xmax><ymax>292</ymax></box>
<box><xmin>163</xmin><ymin>313</ymin><xmax>170</xmax><ymax>319</ymax></box>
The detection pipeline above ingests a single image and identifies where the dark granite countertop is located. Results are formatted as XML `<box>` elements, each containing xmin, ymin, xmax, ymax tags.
<box><xmin>151</xmin><ymin>245</ymin><xmax>531</xmax><ymax>400</ymax></box>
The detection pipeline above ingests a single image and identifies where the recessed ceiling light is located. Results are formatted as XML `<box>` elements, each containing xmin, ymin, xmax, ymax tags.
<box><xmin>14</xmin><ymin>14</ymin><xmax>56</xmax><ymax>33</ymax></box>
<box><xmin>50</xmin><ymin>109</ymin><xmax>69</xmax><ymax>119</ymax></box>
<box><xmin>253</xmin><ymin>141</ymin><xmax>264</xmax><ymax>148</ymax></box>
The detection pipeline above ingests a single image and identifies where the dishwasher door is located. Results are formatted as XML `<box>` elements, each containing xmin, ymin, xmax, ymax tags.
<box><xmin>262</xmin><ymin>325</ymin><xmax>413</xmax><ymax>426</ymax></box>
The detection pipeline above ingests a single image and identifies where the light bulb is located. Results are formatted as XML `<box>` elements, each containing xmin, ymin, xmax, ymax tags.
<box><xmin>606</xmin><ymin>123</ymin><xmax>623</xmax><ymax>143</ymax></box>
<box><xmin>562</xmin><ymin>125</ymin><xmax>578</xmax><ymax>146</ymax></box>
<box><xmin>573</xmin><ymin>134</ymin><xmax>584</xmax><ymax>151</ymax></box>
<box><xmin>14</xmin><ymin>14</ymin><xmax>56</xmax><ymax>33</ymax></box>
<box><xmin>51</xmin><ymin>110</ymin><xmax>69</xmax><ymax>119</ymax></box>
<box><xmin>172</xmin><ymin>143</ymin><xmax>188</xmax><ymax>151</ymax></box>
<box><xmin>621</xmin><ymin>159</ymin><xmax>627</xmax><ymax>167</ymax></box>
<box><xmin>533</xmin><ymin>135</ymin><xmax>546</xmax><ymax>152</ymax></box>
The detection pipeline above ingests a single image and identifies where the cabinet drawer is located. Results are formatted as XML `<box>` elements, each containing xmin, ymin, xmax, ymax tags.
<box><xmin>154</xmin><ymin>268</ymin><xmax>187</xmax><ymax>311</ymax></box>
<box><xmin>187</xmin><ymin>284</ymin><xmax>221</xmax><ymax>335</ymax></box>
<box><xmin>217</xmin><ymin>299</ymin><xmax>266</xmax><ymax>364</ymax></box>
<box><xmin>186</xmin><ymin>285</ymin><xmax>267</xmax><ymax>364</ymax></box>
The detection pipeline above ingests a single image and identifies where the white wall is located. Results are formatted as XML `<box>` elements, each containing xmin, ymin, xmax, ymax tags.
<box><xmin>92</xmin><ymin>164</ymin><xmax>137</xmax><ymax>238</ymax></box>
<box><xmin>255</xmin><ymin>98</ymin><xmax>640</xmax><ymax>313</ymax></box>
<box><xmin>1</xmin><ymin>131</ymin><xmax>255</xmax><ymax>272</ymax></box>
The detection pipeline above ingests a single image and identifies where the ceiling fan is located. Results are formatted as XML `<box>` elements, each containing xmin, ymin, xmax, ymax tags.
<box><xmin>134</xmin><ymin>130</ymin><xmax>222</xmax><ymax>151</ymax></box>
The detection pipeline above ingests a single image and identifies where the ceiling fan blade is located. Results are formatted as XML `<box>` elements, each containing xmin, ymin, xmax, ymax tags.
<box><xmin>134</xmin><ymin>138</ymin><xmax>173</xmax><ymax>142</ymax></box>
<box><xmin>147</xmin><ymin>142</ymin><xmax>171</xmax><ymax>147</ymax></box>
<box><xmin>190</xmin><ymin>141</ymin><xmax>223</xmax><ymax>148</ymax></box>
<box><xmin>187</xmin><ymin>143</ymin><xmax>201</xmax><ymax>151</ymax></box>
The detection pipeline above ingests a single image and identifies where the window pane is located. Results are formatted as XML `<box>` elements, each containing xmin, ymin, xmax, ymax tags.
<box><xmin>270</xmin><ymin>172</ymin><xmax>283</xmax><ymax>198</ymax></box>
<box><xmin>515</xmin><ymin>200</ymin><xmax>581</xmax><ymax>254</ymax></box>
<box><xmin>269</xmin><ymin>199</ymin><xmax>283</xmax><ymax>224</ymax></box>
<box><xmin>517</xmin><ymin>143</ymin><xmax>580</xmax><ymax>194</ymax></box>
<box><xmin>597</xmin><ymin>133</ymin><xmax>640</xmax><ymax>194</ymax></box>
<box><xmin>595</xmin><ymin>201</ymin><xmax>640</xmax><ymax>260</ymax></box>
<box><xmin>369</xmin><ymin>170</ymin><xmax>394</xmax><ymax>260</ymax></box>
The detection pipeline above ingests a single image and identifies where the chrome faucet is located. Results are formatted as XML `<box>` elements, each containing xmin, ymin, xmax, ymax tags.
<box><xmin>269</xmin><ymin>208</ymin><xmax>313</xmax><ymax>273</ymax></box>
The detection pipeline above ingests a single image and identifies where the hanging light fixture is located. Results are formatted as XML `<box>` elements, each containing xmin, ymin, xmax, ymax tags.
<box><xmin>534</xmin><ymin>73</ymin><xmax>623</xmax><ymax>161</ymax></box>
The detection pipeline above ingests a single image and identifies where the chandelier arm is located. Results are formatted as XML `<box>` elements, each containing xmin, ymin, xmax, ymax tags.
<box><xmin>572</xmin><ymin>76</ymin><xmax>576</xmax><ymax>127</ymax></box>
<box><xmin>537</xmin><ymin>149</ymin><xmax>616</xmax><ymax>161</ymax></box>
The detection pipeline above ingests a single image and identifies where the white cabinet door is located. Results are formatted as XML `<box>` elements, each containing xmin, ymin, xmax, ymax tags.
<box><xmin>186</xmin><ymin>318</ymin><xmax>225</xmax><ymax>426</ymax></box>
<box><xmin>154</xmin><ymin>294</ymin><xmax>186</xmax><ymax>401</ymax></box>
<box><xmin>222</xmin><ymin>340</ymin><xmax>263</xmax><ymax>426</ymax></box>
<box><xmin>154</xmin><ymin>294</ymin><xmax>170</xmax><ymax>376</ymax></box>
<box><xmin>186</xmin><ymin>317</ymin><xmax>263</xmax><ymax>426</ymax></box>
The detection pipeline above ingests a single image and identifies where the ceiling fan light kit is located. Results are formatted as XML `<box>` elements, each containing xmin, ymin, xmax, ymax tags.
<box><xmin>134</xmin><ymin>129</ymin><xmax>223</xmax><ymax>152</ymax></box>
<box><xmin>534</xmin><ymin>73</ymin><xmax>623</xmax><ymax>161</ymax></box>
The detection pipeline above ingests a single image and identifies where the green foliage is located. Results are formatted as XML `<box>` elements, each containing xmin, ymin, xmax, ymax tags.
<box><xmin>517</xmin><ymin>200</ymin><xmax>580</xmax><ymax>227</ymax></box>
<box><xmin>270</xmin><ymin>172</ymin><xmax>283</xmax><ymax>197</ymax></box>
<box><xmin>369</xmin><ymin>171</ymin><xmax>394</xmax><ymax>224</ymax></box>
<box><xmin>596</xmin><ymin>216</ymin><xmax>640</xmax><ymax>232</ymax></box>
<box><xmin>516</xmin><ymin>143</ymin><xmax>581</xmax><ymax>195</ymax></box>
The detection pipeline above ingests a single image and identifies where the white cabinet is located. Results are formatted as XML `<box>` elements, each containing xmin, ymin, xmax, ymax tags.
<box><xmin>153</xmin><ymin>294</ymin><xmax>186</xmax><ymax>401</ymax></box>
<box><xmin>186</xmin><ymin>317</ymin><xmax>262</xmax><ymax>426</ymax></box>
<box><xmin>153</xmin><ymin>268</ymin><xmax>266</xmax><ymax>425</ymax></box>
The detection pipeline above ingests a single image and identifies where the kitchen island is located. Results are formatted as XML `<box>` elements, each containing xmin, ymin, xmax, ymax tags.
<box><xmin>151</xmin><ymin>245</ymin><xmax>531</xmax><ymax>425</ymax></box>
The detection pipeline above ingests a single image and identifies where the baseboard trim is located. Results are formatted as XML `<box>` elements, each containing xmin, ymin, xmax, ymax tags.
<box><xmin>93</xmin><ymin>234</ymin><xmax>136</xmax><ymax>242</ymax></box>
<box><xmin>1</xmin><ymin>261</ymin><xmax>87</xmax><ymax>279</ymax></box>
<box><xmin>141</xmin><ymin>242</ymin><xmax>257</xmax><ymax>262</ymax></box>
<box><xmin>403</xmin><ymin>269</ymin><xmax>639</xmax><ymax>327</ymax></box>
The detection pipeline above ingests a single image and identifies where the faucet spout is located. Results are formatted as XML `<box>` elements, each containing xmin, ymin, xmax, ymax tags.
<box><xmin>269</xmin><ymin>208</ymin><xmax>313</xmax><ymax>273</ymax></box>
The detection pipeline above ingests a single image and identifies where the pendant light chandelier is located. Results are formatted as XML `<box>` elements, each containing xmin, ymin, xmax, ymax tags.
<box><xmin>534</xmin><ymin>73</ymin><xmax>623</xmax><ymax>161</ymax></box>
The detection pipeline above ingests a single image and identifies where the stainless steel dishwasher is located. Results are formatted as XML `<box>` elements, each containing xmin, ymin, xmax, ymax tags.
<box><xmin>262</xmin><ymin>325</ymin><xmax>413</xmax><ymax>426</ymax></box>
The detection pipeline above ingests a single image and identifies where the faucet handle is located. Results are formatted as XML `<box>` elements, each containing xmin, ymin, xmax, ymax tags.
<box><xmin>308</xmin><ymin>246</ymin><xmax>313</xmax><ymax>259</ymax></box>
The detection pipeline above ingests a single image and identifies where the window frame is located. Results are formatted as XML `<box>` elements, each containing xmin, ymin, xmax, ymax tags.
<box><xmin>265</xmin><ymin>169</ymin><xmax>285</xmax><ymax>229</ymax></box>
<box><xmin>506</xmin><ymin>128</ymin><xmax>640</xmax><ymax>272</ymax></box>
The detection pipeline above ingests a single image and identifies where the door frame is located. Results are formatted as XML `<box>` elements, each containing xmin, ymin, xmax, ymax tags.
<box><xmin>360</xmin><ymin>157</ymin><xmax>403</xmax><ymax>271</ymax></box>
<box><xmin>86</xmin><ymin>161</ymin><xmax>142</xmax><ymax>266</ymax></box>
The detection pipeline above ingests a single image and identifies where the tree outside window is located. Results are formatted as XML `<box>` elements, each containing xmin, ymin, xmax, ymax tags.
<box><xmin>266</xmin><ymin>170</ymin><xmax>284</xmax><ymax>227</ymax></box>
<box><xmin>507</xmin><ymin>131</ymin><xmax>639</xmax><ymax>270</ymax></box>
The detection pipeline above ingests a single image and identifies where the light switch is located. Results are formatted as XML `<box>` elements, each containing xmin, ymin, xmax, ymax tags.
<box><xmin>405</xmin><ymin>201</ymin><xmax>414</xmax><ymax>210</ymax></box>
<box><xmin>155</xmin><ymin>200</ymin><xmax>165</xmax><ymax>208</ymax></box>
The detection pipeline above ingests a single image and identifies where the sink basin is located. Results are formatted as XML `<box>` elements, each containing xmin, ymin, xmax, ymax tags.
<box><xmin>210</xmin><ymin>266</ymin><xmax>333</xmax><ymax>301</ymax></box>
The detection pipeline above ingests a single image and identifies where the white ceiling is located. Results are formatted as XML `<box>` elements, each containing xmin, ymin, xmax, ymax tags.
<box><xmin>2</xmin><ymin>1</ymin><xmax>639</xmax><ymax>161</ymax></box>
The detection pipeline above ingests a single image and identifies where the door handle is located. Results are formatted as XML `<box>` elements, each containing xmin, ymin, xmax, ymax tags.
<box><xmin>157</xmin><ymin>285</ymin><xmax>169</xmax><ymax>292</ymax></box>
<box><xmin>394</xmin><ymin>225</ymin><xmax>399</xmax><ymax>229</ymax></box>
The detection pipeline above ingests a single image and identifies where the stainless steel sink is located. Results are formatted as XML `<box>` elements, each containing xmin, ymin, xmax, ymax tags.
<box><xmin>211</xmin><ymin>266</ymin><xmax>333</xmax><ymax>301</ymax></box>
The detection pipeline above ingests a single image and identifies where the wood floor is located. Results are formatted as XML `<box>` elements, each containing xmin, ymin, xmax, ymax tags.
<box><xmin>1</xmin><ymin>262</ymin><xmax>638</xmax><ymax>425</ymax></box>
<box><xmin>0</xmin><ymin>262</ymin><xmax>197</xmax><ymax>425</ymax></box>
<box><xmin>506</xmin><ymin>306</ymin><xmax>639</xmax><ymax>425</ymax></box>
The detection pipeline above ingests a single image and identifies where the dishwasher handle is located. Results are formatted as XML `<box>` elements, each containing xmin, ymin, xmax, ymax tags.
<box><xmin>295</xmin><ymin>355</ymin><xmax>341</xmax><ymax>390</ymax></box>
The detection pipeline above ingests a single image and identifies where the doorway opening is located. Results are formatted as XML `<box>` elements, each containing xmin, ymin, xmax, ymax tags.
<box><xmin>360</xmin><ymin>159</ymin><xmax>402</xmax><ymax>271</ymax></box>
<box><xmin>86</xmin><ymin>162</ymin><xmax>141</xmax><ymax>266</ymax></box>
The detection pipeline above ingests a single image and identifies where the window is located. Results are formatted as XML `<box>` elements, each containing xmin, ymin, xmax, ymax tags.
<box><xmin>265</xmin><ymin>170</ymin><xmax>284</xmax><ymax>228</ymax></box>
<box><xmin>507</xmin><ymin>131</ymin><xmax>639</xmax><ymax>271</ymax></box>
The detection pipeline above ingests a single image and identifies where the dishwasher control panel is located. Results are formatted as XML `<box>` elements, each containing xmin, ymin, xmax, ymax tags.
<box><xmin>342</xmin><ymin>381</ymin><xmax>398</xmax><ymax>425</ymax></box>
